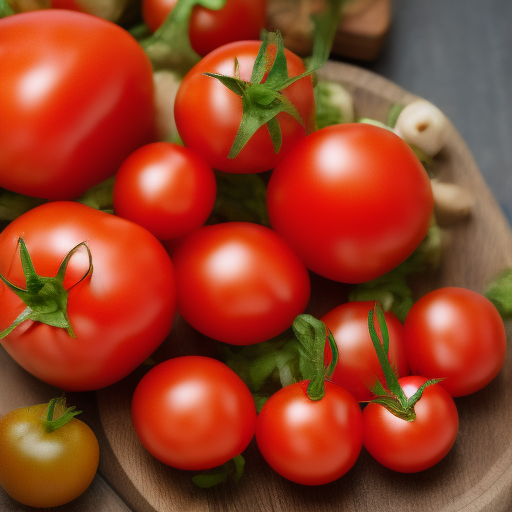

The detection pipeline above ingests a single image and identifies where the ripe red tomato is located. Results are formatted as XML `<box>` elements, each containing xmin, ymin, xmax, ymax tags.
<box><xmin>0</xmin><ymin>202</ymin><xmax>176</xmax><ymax>391</ymax></box>
<box><xmin>142</xmin><ymin>0</ymin><xmax>267</xmax><ymax>57</ymax></box>
<box><xmin>131</xmin><ymin>356</ymin><xmax>257</xmax><ymax>470</ymax></box>
<box><xmin>322</xmin><ymin>301</ymin><xmax>409</xmax><ymax>402</ymax></box>
<box><xmin>0</xmin><ymin>10</ymin><xmax>154</xmax><ymax>200</ymax></box>
<box><xmin>113</xmin><ymin>142</ymin><xmax>217</xmax><ymax>241</ymax></box>
<box><xmin>403</xmin><ymin>287</ymin><xmax>506</xmax><ymax>397</ymax></box>
<box><xmin>256</xmin><ymin>380</ymin><xmax>363</xmax><ymax>485</ymax></box>
<box><xmin>266</xmin><ymin>123</ymin><xmax>434</xmax><ymax>283</ymax></box>
<box><xmin>174</xmin><ymin>40</ymin><xmax>316</xmax><ymax>174</ymax></box>
<box><xmin>172</xmin><ymin>222</ymin><xmax>311</xmax><ymax>345</ymax></box>
<box><xmin>362</xmin><ymin>376</ymin><xmax>459</xmax><ymax>473</ymax></box>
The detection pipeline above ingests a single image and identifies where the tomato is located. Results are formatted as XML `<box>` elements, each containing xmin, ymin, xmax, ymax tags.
<box><xmin>0</xmin><ymin>399</ymin><xmax>99</xmax><ymax>508</ymax></box>
<box><xmin>403</xmin><ymin>287</ymin><xmax>506</xmax><ymax>397</ymax></box>
<box><xmin>174</xmin><ymin>40</ymin><xmax>316</xmax><ymax>174</ymax></box>
<box><xmin>172</xmin><ymin>222</ymin><xmax>311</xmax><ymax>345</ymax></box>
<box><xmin>131</xmin><ymin>356</ymin><xmax>256</xmax><ymax>470</ymax></box>
<box><xmin>255</xmin><ymin>380</ymin><xmax>363</xmax><ymax>485</ymax></box>
<box><xmin>322</xmin><ymin>301</ymin><xmax>409</xmax><ymax>402</ymax></box>
<box><xmin>142</xmin><ymin>0</ymin><xmax>267</xmax><ymax>57</ymax></box>
<box><xmin>0</xmin><ymin>201</ymin><xmax>176</xmax><ymax>391</ymax></box>
<box><xmin>113</xmin><ymin>142</ymin><xmax>217</xmax><ymax>241</ymax></box>
<box><xmin>362</xmin><ymin>376</ymin><xmax>459</xmax><ymax>473</ymax></box>
<box><xmin>266</xmin><ymin>123</ymin><xmax>434</xmax><ymax>283</ymax></box>
<box><xmin>0</xmin><ymin>10</ymin><xmax>154</xmax><ymax>200</ymax></box>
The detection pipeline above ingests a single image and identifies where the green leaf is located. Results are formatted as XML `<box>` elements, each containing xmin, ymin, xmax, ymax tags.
<box><xmin>0</xmin><ymin>0</ymin><xmax>15</xmax><ymax>17</ymax></box>
<box><xmin>485</xmin><ymin>268</ymin><xmax>512</xmax><ymax>319</ymax></box>
<box><xmin>387</xmin><ymin>103</ymin><xmax>405</xmax><ymax>128</ymax></box>
<box><xmin>192</xmin><ymin>455</ymin><xmax>245</xmax><ymax>488</ymax></box>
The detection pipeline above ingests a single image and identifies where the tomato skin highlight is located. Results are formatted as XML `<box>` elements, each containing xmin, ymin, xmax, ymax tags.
<box><xmin>174</xmin><ymin>40</ymin><xmax>316</xmax><ymax>174</ymax></box>
<box><xmin>0</xmin><ymin>202</ymin><xmax>176</xmax><ymax>391</ymax></box>
<box><xmin>322</xmin><ymin>301</ymin><xmax>409</xmax><ymax>402</ymax></box>
<box><xmin>0</xmin><ymin>402</ymin><xmax>99</xmax><ymax>508</ymax></box>
<box><xmin>256</xmin><ymin>381</ymin><xmax>363</xmax><ymax>485</ymax></box>
<box><xmin>0</xmin><ymin>10</ymin><xmax>154</xmax><ymax>200</ymax></box>
<box><xmin>131</xmin><ymin>356</ymin><xmax>257</xmax><ymax>470</ymax></box>
<box><xmin>404</xmin><ymin>287</ymin><xmax>506</xmax><ymax>397</ymax></box>
<box><xmin>172</xmin><ymin>222</ymin><xmax>311</xmax><ymax>345</ymax></box>
<box><xmin>266</xmin><ymin>123</ymin><xmax>434</xmax><ymax>283</ymax></box>
<box><xmin>362</xmin><ymin>376</ymin><xmax>459</xmax><ymax>473</ymax></box>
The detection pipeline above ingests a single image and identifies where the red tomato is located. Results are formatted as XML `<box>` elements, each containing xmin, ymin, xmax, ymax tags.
<box><xmin>256</xmin><ymin>380</ymin><xmax>363</xmax><ymax>485</ymax></box>
<box><xmin>172</xmin><ymin>222</ymin><xmax>311</xmax><ymax>345</ymax></box>
<box><xmin>266</xmin><ymin>123</ymin><xmax>434</xmax><ymax>283</ymax></box>
<box><xmin>131</xmin><ymin>356</ymin><xmax>257</xmax><ymax>470</ymax></box>
<box><xmin>403</xmin><ymin>287</ymin><xmax>506</xmax><ymax>397</ymax></box>
<box><xmin>142</xmin><ymin>0</ymin><xmax>267</xmax><ymax>57</ymax></box>
<box><xmin>113</xmin><ymin>142</ymin><xmax>217</xmax><ymax>241</ymax></box>
<box><xmin>0</xmin><ymin>10</ymin><xmax>154</xmax><ymax>200</ymax></box>
<box><xmin>322</xmin><ymin>301</ymin><xmax>409</xmax><ymax>402</ymax></box>
<box><xmin>0</xmin><ymin>202</ymin><xmax>175</xmax><ymax>391</ymax></box>
<box><xmin>362</xmin><ymin>376</ymin><xmax>459</xmax><ymax>473</ymax></box>
<box><xmin>174</xmin><ymin>40</ymin><xmax>316</xmax><ymax>174</ymax></box>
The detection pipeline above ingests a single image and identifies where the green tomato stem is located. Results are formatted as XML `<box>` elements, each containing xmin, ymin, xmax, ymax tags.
<box><xmin>44</xmin><ymin>397</ymin><xmax>82</xmax><ymax>433</ymax></box>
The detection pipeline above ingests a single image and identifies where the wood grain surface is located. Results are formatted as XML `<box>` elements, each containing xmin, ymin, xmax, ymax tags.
<box><xmin>1</xmin><ymin>61</ymin><xmax>512</xmax><ymax>511</ymax></box>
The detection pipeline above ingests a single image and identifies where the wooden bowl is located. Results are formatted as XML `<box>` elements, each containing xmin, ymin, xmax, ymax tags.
<box><xmin>2</xmin><ymin>61</ymin><xmax>512</xmax><ymax>512</ymax></box>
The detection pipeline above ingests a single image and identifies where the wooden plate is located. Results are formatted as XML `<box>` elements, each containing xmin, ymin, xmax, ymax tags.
<box><xmin>2</xmin><ymin>61</ymin><xmax>512</xmax><ymax>511</ymax></box>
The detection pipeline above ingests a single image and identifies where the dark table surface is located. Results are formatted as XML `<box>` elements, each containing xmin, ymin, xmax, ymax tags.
<box><xmin>350</xmin><ymin>0</ymin><xmax>512</xmax><ymax>226</ymax></box>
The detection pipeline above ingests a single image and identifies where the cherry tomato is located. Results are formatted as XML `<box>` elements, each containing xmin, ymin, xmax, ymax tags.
<box><xmin>0</xmin><ymin>399</ymin><xmax>99</xmax><ymax>508</ymax></box>
<box><xmin>322</xmin><ymin>301</ymin><xmax>409</xmax><ymax>402</ymax></box>
<box><xmin>131</xmin><ymin>356</ymin><xmax>257</xmax><ymax>470</ymax></box>
<box><xmin>113</xmin><ymin>142</ymin><xmax>217</xmax><ymax>241</ymax></box>
<box><xmin>172</xmin><ymin>222</ymin><xmax>311</xmax><ymax>345</ymax></box>
<box><xmin>404</xmin><ymin>287</ymin><xmax>506</xmax><ymax>397</ymax></box>
<box><xmin>142</xmin><ymin>0</ymin><xmax>267</xmax><ymax>57</ymax></box>
<box><xmin>362</xmin><ymin>376</ymin><xmax>459</xmax><ymax>473</ymax></box>
<box><xmin>174</xmin><ymin>40</ymin><xmax>316</xmax><ymax>174</ymax></box>
<box><xmin>266</xmin><ymin>123</ymin><xmax>434</xmax><ymax>283</ymax></box>
<box><xmin>256</xmin><ymin>380</ymin><xmax>363</xmax><ymax>485</ymax></box>
<box><xmin>0</xmin><ymin>10</ymin><xmax>154</xmax><ymax>200</ymax></box>
<box><xmin>0</xmin><ymin>201</ymin><xmax>176</xmax><ymax>391</ymax></box>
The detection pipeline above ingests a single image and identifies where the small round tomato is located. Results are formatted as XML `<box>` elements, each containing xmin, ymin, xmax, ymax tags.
<box><xmin>0</xmin><ymin>399</ymin><xmax>99</xmax><ymax>508</ymax></box>
<box><xmin>362</xmin><ymin>376</ymin><xmax>459</xmax><ymax>473</ymax></box>
<box><xmin>172</xmin><ymin>222</ymin><xmax>311</xmax><ymax>345</ymax></box>
<box><xmin>322</xmin><ymin>301</ymin><xmax>409</xmax><ymax>402</ymax></box>
<box><xmin>256</xmin><ymin>380</ymin><xmax>363</xmax><ymax>485</ymax></box>
<box><xmin>174</xmin><ymin>40</ymin><xmax>316</xmax><ymax>174</ymax></box>
<box><xmin>113</xmin><ymin>142</ymin><xmax>217</xmax><ymax>241</ymax></box>
<box><xmin>266</xmin><ymin>123</ymin><xmax>434</xmax><ymax>283</ymax></box>
<box><xmin>131</xmin><ymin>356</ymin><xmax>257</xmax><ymax>470</ymax></box>
<box><xmin>142</xmin><ymin>0</ymin><xmax>267</xmax><ymax>57</ymax></box>
<box><xmin>404</xmin><ymin>287</ymin><xmax>506</xmax><ymax>397</ymax></box>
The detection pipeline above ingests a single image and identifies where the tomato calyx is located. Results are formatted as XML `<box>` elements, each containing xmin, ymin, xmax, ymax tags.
<box><xmin>0</xmin><ymin>238</ymin><xmax>92</xmax><ymax>339</ymax></box>
<box><xmin>192</xmin><ymin>454</ymin><xmax>245</xmax><ymax>488</ymax></box>
<box><xmin>43</xmin><ymin>397</ymin><xmax>82</xmax><ymax>433</ymax></box>
<box><xmin>367</xmin><ymin>303</ymin><xmax>442</xmax><ymax>421</ymax></box>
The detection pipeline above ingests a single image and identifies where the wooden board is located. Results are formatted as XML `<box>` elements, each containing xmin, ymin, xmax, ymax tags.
<box><xmin>2</xmin><ymin>61</ymin><xmax>512</xmax><ymax>511</ymax></box>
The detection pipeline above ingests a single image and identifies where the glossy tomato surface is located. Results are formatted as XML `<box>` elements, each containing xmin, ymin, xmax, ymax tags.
<box><xmin>0</xmin><ymin>10</ymin><xmax>154</xmax><ymax>200</ymax></box>
<box><xmin>266</xmin><ymin>123</ymin><xmax>434</xmax><ymax>283</ymax></box>
<box><xmin>322</xmin><ymin>301</ymin><xmax>409</xmax><ymax>402</ymax></box>
<box><xmin>256</xmin><ymin>380</ymin><xmax>363</xmax><ymax>485</ymax></box>
<box><xmin>362</xmin><ymin>376</ymin><xmax>459</xmax><ymax>473</ymax></box>
<box><xmin>142</xmin><ymin>0</ymin><xmax>267</xmax><ymax>57</ymax></box>
<box><xmin>174</xmin><ymin>40</ymin><xmax>316</xmax><ymax>174</ymax></box>
<box><xmin>172</xmin><ymin>222</ymin><xmax>311</xmax><ymax>345</ymax></box>
<box><xmin>113</xmin><ymin>142</ymin><xmax>217</xmax><ymax>241</ymax></box>
<box><xmin>0</xmin><ymin>202</ymin><xmax>176</xmax><ymax>391</ymax></box>
<box><xmin>404</xmin><ymin>287</ymin><xmax>506</xmax><ymax>397</ymax></box>
<box><xmin>131</xmin><ymin>356</ymin><xmax>257</xmax><ymax>470</ymax></box>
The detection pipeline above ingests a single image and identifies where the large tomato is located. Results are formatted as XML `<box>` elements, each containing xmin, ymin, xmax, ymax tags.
<box><xmin>0</xmin><ymin>10</ymin><xmax>154</xmax><ymax>200</ymax></box>
<box><xmin>131</xmin><ymin>356</ymin><xmax>257</xmax><ymax>470</ymax></box>
<box><xmin>172</xmin><ymin>222</ymin><xmax>311</xmax><ymax>345</ymax></box>
<box><xmin>142</xmin><ymin>0</ymin><xmax>267</xmax><ymax>57</ymax></box>
<box><xmin>0</xmin><ymin>202</ymin><xmax>176</xmax><ymax>391</ymax></box>
<box><xmin>174</xmin><ymin>40</ymin><xmax>316</xmax><ymax>174</ymax></box>
<box><xmin>403</xmin><ymin>287</ymin><xmax>506</xmax><ymax>397</ymax></box>
<box><xmin>266</xmin><ymin>123</ymin><xmax>434</xmax><ymax>283</ymax></box>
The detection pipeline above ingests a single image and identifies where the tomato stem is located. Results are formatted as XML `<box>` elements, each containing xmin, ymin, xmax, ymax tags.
<box><xmin>44</xmin><ymin>397</ymin><xmax>82</xmax><ymax>433</ymax></box>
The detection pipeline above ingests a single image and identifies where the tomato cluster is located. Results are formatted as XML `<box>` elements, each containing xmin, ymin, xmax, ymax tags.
<box><xmin>0</xmin><ymin>1</ymin><xmax>507</xmax><ymax>506</ymax></box>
